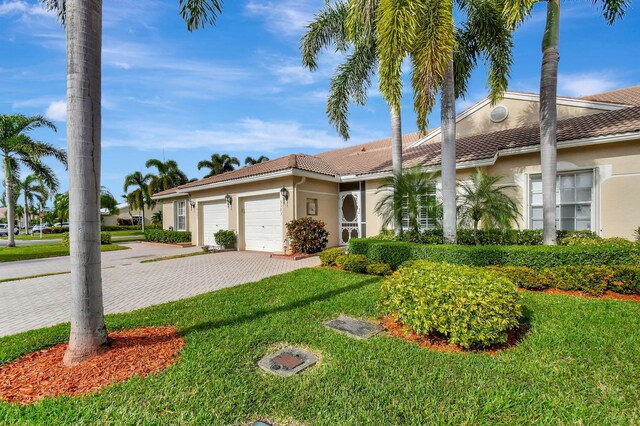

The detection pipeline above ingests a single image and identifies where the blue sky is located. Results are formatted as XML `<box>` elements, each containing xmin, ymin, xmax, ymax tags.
<box><xmin>1</xmin><ymin>0</ymin><xmax>639</xmax><ymax>203</ymax></box>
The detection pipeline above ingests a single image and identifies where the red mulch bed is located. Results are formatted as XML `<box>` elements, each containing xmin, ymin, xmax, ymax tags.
<box><xmin>381</xmin><ymin>315</ymin><xmax>527</xmax><ymax>356</ymax></box>
<box><xmin>540</xmin><ymin>288</ymin><xmax>640</xmax><ymax>302</ymax></box>
<box><xmin>0</xmin><ymin>326</ymin><xmax>185</xmax><ymax>405</ymax></box>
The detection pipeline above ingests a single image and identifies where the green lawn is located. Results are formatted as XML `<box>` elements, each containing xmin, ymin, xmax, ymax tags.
<box><xmin>0</xmin><ymin>244</ymin><xmax>129</xmax><ymax>263</ymax></box>
<box><xmin>0</xmin><ymin>268</ymin><xmax>638</xmax><ymax>424</ymax></box>
<box><xmin>3</xmin><ymin>230</ymin><xmax>145</xmax><ymax>241</ymax></box>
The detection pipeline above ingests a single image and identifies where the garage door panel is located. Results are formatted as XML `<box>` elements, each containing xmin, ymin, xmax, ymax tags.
<box><xmin>244</xmin><ymin>195</ymin><xmax>282</xmax><ymax>252</ymax></box>
<box><xmin>202</xmin><ymin>202</ymin><xmax>228</xmax><ymax>246</ymax></box>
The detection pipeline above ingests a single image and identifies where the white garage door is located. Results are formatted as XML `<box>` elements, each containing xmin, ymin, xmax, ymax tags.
<box><xmin>202</xmin><ymin>201</ymin><xmax>228</xmax><ymax>246</ymax></box>
<box><xmin>244</xmin><ymin>194</ymin><xmax>282</xmax><ymax>252</ymax></box>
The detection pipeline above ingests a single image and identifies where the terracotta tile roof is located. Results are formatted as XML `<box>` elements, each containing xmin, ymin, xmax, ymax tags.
<box><xmin>154</xmin><ymin>104</ymin><xmax>640</xmax><ymax>197</ymax></box>
<box><xmin>153</xmin><ymin>153</ymin><xmax>337</xmax><ymax>196</ymax></box>
<box><xmin>579</xmin><ymin>86</ymin><xmax>640</xmax><ymax>106</ymax></box>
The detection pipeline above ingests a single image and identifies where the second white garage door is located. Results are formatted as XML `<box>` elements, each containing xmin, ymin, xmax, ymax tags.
<box><xmin>243</xmin><ymin>194</ymin><xmax>282</xmax><ymax>252</ymax></box>
<box><xmin>202</xmin><ymin>201</ymin><xmax>228</xmax><ymax>246</ymax></box>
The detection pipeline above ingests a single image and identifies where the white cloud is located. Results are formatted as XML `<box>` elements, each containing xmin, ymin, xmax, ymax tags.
<box><xmin>103</xmin><ymin>118</ymin><xmax>349</xmax><ymax>152</ymax></box>
<box><xmin>245</xmin><ymin>0</ymin><xmax>318</xmax><ymax>37</ymax></box>
<box><xmin>558</xmin><ymin>72</ymin><xmax>622</xmax><ymax>97</ymax></box>
<box><xmin>0</xmin><ymin>0</ymin><xmax>52</xmax><ymax>17</ymax></box>
<box><xmin>45</xmin><ymin>100</ymin><xmax>66</xmax><ymax>121</ymax></box>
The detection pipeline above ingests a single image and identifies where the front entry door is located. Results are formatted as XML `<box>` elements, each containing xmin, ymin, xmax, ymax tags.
<box><xmin>339</xmin><ymin>191</ymin><xmax>361</xmax><ymax>245</ymax></box>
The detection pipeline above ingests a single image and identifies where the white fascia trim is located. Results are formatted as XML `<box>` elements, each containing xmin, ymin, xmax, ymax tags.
<box><xmin>151</xmin><ymin>169</ymin><xmax>339</xmax><ymax>201</ymax></box>
<box><xmin>409</xmin><ymin>92</ymin><xmax>628</xmax><ymax>148</ymax></box>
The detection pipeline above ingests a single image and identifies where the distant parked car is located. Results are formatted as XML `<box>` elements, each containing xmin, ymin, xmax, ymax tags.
<box><xmin>0</xmin><ymin>224</ymin><xmax>20</xmax><ymax>236</ymax></box>
<box><xmin>53</xmin><ymin>222</ymin><xmax>70</xmax><ymax>228</ymax></box>
<box><xmin>30</xmin><ymin>224</ymin><xmax>51</xmax><ymax>235</ymax></box>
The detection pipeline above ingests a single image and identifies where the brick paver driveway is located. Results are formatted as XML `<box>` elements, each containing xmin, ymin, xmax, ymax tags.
<box><xmin>0</xmin><ymin>251</ymin><xmax>319</xmax><ymax>337</ymax></box>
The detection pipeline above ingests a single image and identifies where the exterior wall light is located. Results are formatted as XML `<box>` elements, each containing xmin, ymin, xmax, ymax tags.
<box><xmin>280</xmin><ymin>186</ymin><xmax>289</xmax><ymax>202</ymax></box>
<box><xmin>189</xmin><ymin>200</ymin><xmax>196</xmax><ymax>209</ymax></box>
<box><xmin>225</xmin><ymin>193</ymin><xmax>232</xmax><ymax>208</ymax></box>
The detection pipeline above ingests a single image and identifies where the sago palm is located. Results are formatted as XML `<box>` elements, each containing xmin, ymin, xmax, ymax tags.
<box><xmin>0</xmin><ymin>114</ymin><xmax>65</xmax><ymax>247</ymax></box>
<box><xmin>375</xmin><ymin>167</ymin><xmax>440</xmax><ymax>235</ymax></box>
<box><xmin>197</xmin><ymin>153</ymin><xmax>240</xmax><ymax>177</ymax></box>
<box><xmin>46</xmin><ymin>0</ymin><xmax>223</xmax><ymax>364</ymax></box>
<box><xmin>302</xmin><ymin>0</ymin><xmax>404</xmax><ymax>235</ymax></box>
<box><xmin>503</xmin><ymin>0</ymin><xmax>629</xmax><ymax>245</ymax></box>
<box><xmin>145</xmin><ymin>158</ymin><xmax>189</xmax><ymax>194</ymax></box>
<box><xmin>458</xmin><ymin>168</ymin><xmax>521</xmax><ymax>245</ymax></box>
<box><xmin>244</xmin><ymin>155</ymin><xmax>270</xmax><ymax>166</ymax></box>
<box><xmin>123</xmin><ymin>171</ymin><xmax>154</xmax><ymax>231</ymax></box>
<box><xmin>353</xmin><ymin>0</ymin><xmax>514</xmax><ymax>244</ymax></box>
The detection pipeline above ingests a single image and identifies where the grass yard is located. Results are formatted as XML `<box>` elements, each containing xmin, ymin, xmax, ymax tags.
<box><xmin>2</xmin><ymin>230</ymin><xmax>145</xmax><ymax>241</ymax></box>
<box><xmin>0</xmin><ymin>268</ymin><xmax>638</xmax><ymax>424</ymax></box>
<box><xmin>0</xmin><ymin>243</ymin><xmax>129</xmax><ymax>263</ymax></box>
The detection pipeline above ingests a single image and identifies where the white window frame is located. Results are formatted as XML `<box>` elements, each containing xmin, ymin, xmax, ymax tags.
<box><xmin>174</xmin><ymin>200</ymin><xmax>187</xmax><ymax>231</ymax></box>
<box><xmin>401</xmin><ymin>186</ymin><xmax>438</xmax><ymax>232</ymax></box>
<box><xmin>528</xmin><ymin>169</ymin><xmax>595</xmax><ymax>232</ymax></box>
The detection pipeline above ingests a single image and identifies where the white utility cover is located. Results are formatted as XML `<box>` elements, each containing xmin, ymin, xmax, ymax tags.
<box><xmin>243</xmin><ymin>194</ymin><xmax>282</xmax><ymax>252</ymax></box>
<box><xmin>202</xmin><ymin>201</ymin><xmax>228</xmax><ymax>246</ymax></box>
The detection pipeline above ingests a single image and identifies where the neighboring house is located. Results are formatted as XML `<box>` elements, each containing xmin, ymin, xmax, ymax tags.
<box><xmin>152</xmin><ymin>86</ymin><xmax>640</xmax><ymax>252</ymax></box>
<box><xmin>101</xmin><ymin>203</ymin><xmax>161</xmax><ymax>227</ymax></box>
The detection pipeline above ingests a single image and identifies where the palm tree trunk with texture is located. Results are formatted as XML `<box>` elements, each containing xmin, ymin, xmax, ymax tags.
<box><xmin>4</xmin><ymin>168</ymin><xmax>16</xmax><ymax>247</ymax></box>
<box><xmin>63</xmin><ymin>0</ymin><xmax>108</xmax><ymax>366</ymax></box>
<box><xmin>441</xmin><ymin>56</ymin><xmax>457</xmax><ymax>244</ymax></box>
<box><xmin>540</xmin><ymin>0</ymin><xmax>560</xmax><ymax>245</ymax></box>
<box><xmin>390</xmin><ymin>106</ymin><xmax>403</xmax><ymax>236</ymax></box>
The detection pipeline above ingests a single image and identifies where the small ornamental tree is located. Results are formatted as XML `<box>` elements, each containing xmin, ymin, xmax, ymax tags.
<box><xmin>286</xmin><ymin>217</ymin><xmax>329</xmax><ymax>254</ymax></box>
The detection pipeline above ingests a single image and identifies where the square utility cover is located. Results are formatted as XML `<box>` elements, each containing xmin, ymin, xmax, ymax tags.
<box><xmin>258</xmin><ymin>347</ymin><xmax>318</xmax><ymax>377</ymax></box>
<box><xmin>324</xmin><ymin>315</ymin><xmax>383</xmax><ymax>339</ymax></box>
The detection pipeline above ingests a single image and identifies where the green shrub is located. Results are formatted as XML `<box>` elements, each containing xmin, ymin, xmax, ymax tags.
<box><xmin>487</xmin><ymin>266</ymin><xmax>549</xmax><ymax>290</ymax></box>
<box><xmin>101</xmin><ymin>225</ymin><xmax>145</xmax><ymax>232</ymax></box>
<box><xmin>609</xmin><ymin>265</ymin><xmax>640</xmax><ymax>294</ymax></box>
<box><xmin>540</xmin><ymin>266</ymin><xmax>608</xmax><ymax>296</ymax></box>
<box><xmin>380</xmin><ymin>261</ymin><xmax>522</xmax><ymax>348</ymax></box>
<box><xmin>350</xmin><ymin>239</ymin><xmax>640</xmax><ymax>270</ymax></box>
<box><xmin>214</xmin><ymin>230</ymin><xmax>237</xmax><ymax>248</ymax></box>
<box><xmin>634</xmin><ymin>226</ymin><xmax>640</xmax><ymax>242</ymax></box>
<box><xmin>366</xmin><ymin>262</ymin><xmax>392</xmax><ymax>276</ymax></box>
<box><xmin>144</xmin><ymin>229</ymin><xmax>192</xmax><ymax>243</ymax></box>
<box><xmin>50</xmin><ymin>226</ymin><xmax>69</xmax><ymax>234</ymax></box>
<box><xmin>60</xmin><ymin>232</ymin><xmax>70</xmax><ymax>247</ymax></box>
<box><xmin>335</xmin><ymin>254</ymin><xmax>367</xmax><ymax>273</ymax></box>
<box><xmin>100</xmin><ymin>232</ymin><xmax>112</xmax><ymax>245</ymax></box>
<box><xmin>285</xmin><ymin>217</ymin><xmax>329</xmax><ymax>254</ymax></box>
<box><xmin>319</xmin><ymin>247</ymin><xmax>345</xmax><ymax>266</ymax></box>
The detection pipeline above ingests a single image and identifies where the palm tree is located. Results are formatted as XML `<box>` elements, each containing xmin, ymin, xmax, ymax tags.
<box><xmin>458</xmin><ymin>169</ymin><xmax>521</xmax><ymax>245</ymax></box>
<box><xmin>145</xmin><ymin>158</ymin><xmax>189</xmax><ymax>194</ymax></box>
<box><xmin>151</xmin><ymin>210</ymin><xmax>163</xmax><ymax>226</ymax></box>
<box><xmin>375</xmin><ymin>167</ymin><xmax>440</xmax><ymax>235</ymax></box>
<box><xmin>197</xmin><ymin>153</ymin><xmax>240</xmax><ymax>178</ymax></box>
<box><xmin>100</xmin><ymin>187</ymin><xmax>119</xmax><ymax>215</ymax></box>
<box><xmin>244</xmin><ymin>155</ymin><xmax>270</xmax><ymax>166</ymax></box>
<box><xmin>17</xmin><ymin>175</ymin><xmax>51</xmax><ymax>231</ymax></box>
<box><xmin>302</xmin><ymin>0</ymin><xmax>404</xmax><ymax>235</ymax></box>
<box><xmin>53</xmin><ymin>192</ymin><xmax>69</xmax><ymax>223</ymax></box>
<box><xmin>123</xmin><ymin>172</ymin><xmax>153</xmax><ymax>231</ymax></box>
<box><xmin>504</xmin><ymin>0</ymin><xmax>628</xmax><ymax>245</ymax></box>
<box><xmin>45</xmin><ymin>0</ymin><xmax>223</xmax><ymax>365</ymax></box>
<box><xmin>367</xmin><ymin>0</ymin><xmax>513</xmax><ymax>244</ymax></box>
<box><xmin>0</xmin><ymin>114</ymin><xmax>65</xmax><ymax>247</ymax></box>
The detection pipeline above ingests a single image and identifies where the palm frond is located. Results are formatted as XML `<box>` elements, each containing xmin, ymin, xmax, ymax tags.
<box><xmin>179</xmin><ymin>0</ymin><xmax>223</xmax><ymax>31</ymax></box>
<box><xmin>301</xmin><ymin>1</ymin><xmax>349</xmax><ymax>70</ymax></box>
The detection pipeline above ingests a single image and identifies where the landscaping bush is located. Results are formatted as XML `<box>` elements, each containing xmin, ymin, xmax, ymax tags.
<box><xmin>380</xmin><ymin>261</ymin><xmax>522</xmax><ymax>348</ymax></box>
<box><xmin>634</xmin><ymin>226</ymin><xmax>640</xmax><ymax>242</ymax></box>
<box><xmin>319</xmin><ymin>247</ymin><xmax>345</xmax><ymax>266</ymax></box>
<box><xmin>101</xmin><ymin>225</ymin><xmax>144</xmax><ymax>232</ymax></box>
<box><xmin>366</xmin><ymin>262</ymin><xmax>392</xmax><ymax>276</ymax></box>
<box><xmin>349</xmin><ymin>238</ymin><xmax>640</xmax><ymax>270</ymax></box>
<box><xmin>285</xmin><ymin>217</ymin><xmax>329</xmax><ymax>254</ymax></box>
<box><xmin>49</xmin><ymin>226</ymin><xmax>69</xmax><ymax>234</ymax></box>
<box><xmin>144</xmin><ymin>229</ymin><xmax>192</xmax><ymax>243</ymax></box>
<box><xmin>487</xmin><ymin>266</ymin><xmax>549</xmax><ymax>290</ymax></box>
<box><xmin>214</xmin><ymin>230</ymin><xmax>237</xmax><ymax>248</ymax></box>
<box><xmin>100</xmin><ymin>232</ymin><xmax>112</xmax><ymax>245</ymax></box>
<box><xmin>540</xmin><ymin>266</ymin><xmax>609</xmax><ymax>296</ymax></box>
<box><xmin>116</xmin><ymin>217</ymin><xmax>133</xmax><ymax>226</ymax></box>
<box><xmin>335</xmin><ymin>254</ymin><xmax>367</xmax><ymax>273</ymax></box>
<box><xmin>610</xmin><ymin>265</ymin><xmax>640</xmax><ymax>294</ymax></box>
<box><xmin>60</xmin><ymin>232</ymin><xmax>70</xmax><ymax>248</ymax></box>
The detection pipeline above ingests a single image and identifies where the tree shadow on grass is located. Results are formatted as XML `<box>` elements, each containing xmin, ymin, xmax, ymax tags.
<box><xmin>179</xmin><ymin>276</ymin><xmax>380</xmax><ymax>336</ymax></box>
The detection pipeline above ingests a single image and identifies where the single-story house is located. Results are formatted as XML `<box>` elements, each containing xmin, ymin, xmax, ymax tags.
<box><xmin>101</xmin><ymin>202</ymin><xmax>161</xmax><ymax>227</ymax></box>
<box><xmin>152</xmin><ymin>86</ymin><xmax>640</xmax><ymax>252</ymax></box>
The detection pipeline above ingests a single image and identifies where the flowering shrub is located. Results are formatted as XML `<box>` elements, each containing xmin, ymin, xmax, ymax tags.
<box><xmin>285</xmin><ymin>217</ymin><xmax>329</xmax><ymax>254</ymax></box>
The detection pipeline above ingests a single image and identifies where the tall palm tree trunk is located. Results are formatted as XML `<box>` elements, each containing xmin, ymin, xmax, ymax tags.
<box><xmin>390</xmin><ymin>106</ymin><xmax>403</xmax><ymax>236</ymax></box>
<box><xmin>4</xmin><ymin>168</ymin><xmax>16</xmax><ymax>247</ymax></box>
<box><xmin>141</xmin><ymin>205</ymin><xmax>145</xmax><ymax>231</ymax></box>
<box><xmin>24</xmin><ymin>193</ymin><xmax>29</xmax><ymax>233</ymax></box>
<box><xmin>540</xmin><ymin>0</ymin><xmax>560</xmax><ymax>245</ymax></box>
<box><xmin>63</xmin><ymin>0</ymin><xmax>108</xmax><ymax>366</ymax></box>
<box><xmin>441</xmin><ymin>57</ymin><xmax>457</xmax><ymax>244</ymax></box>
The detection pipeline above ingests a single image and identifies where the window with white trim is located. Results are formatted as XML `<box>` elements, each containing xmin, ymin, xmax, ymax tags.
<box><xmin>529</xmin><ymin>170</ymin><xmax>593</xmax><ymax>231</ymax></box>
<box><xmin>401</xmin><ymin>187</ymin><xmax>438</xmax><ymax>231</ymax></box>
<box><xmin>175</xmin><ymin>201</ymin><xmax>187</xmax><ymax>231</ymax></box>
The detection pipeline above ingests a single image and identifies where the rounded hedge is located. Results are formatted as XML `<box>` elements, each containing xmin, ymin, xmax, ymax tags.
<box><xmin>319</xmin><ymin>247</ymin><xmax>345</xmax><ymax>266</ymax></box>
<box><xmin>214</xmin><ymin>229</ymin><xmax>237</xmax><ymax>248</ymax></box>
<box><xmin>380</xmin><ymin>261</ymin><xmax>522</xmax><ymax>349</ymax></box>
<box><xmin>335</xmin><ymin>254</ymin><xmax>367</xmax><ymax>273</ymax></box>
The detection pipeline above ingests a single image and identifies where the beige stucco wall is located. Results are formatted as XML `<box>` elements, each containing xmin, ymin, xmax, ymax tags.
<box><xmin>427</xmin><ymin>97</ymin><xmax>610</xmax><ymax>144</ymax></box>
<box><xmin>295</xmin><ymin>177</ymin><xmax>340</xmax><ymax>247</ymax></box>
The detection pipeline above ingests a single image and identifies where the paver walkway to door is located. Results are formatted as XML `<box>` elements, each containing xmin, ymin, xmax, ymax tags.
<box><xmin>0</xmin><ymin>251</ymin><xmax>319</xmax><ymax>337</ymax></box>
